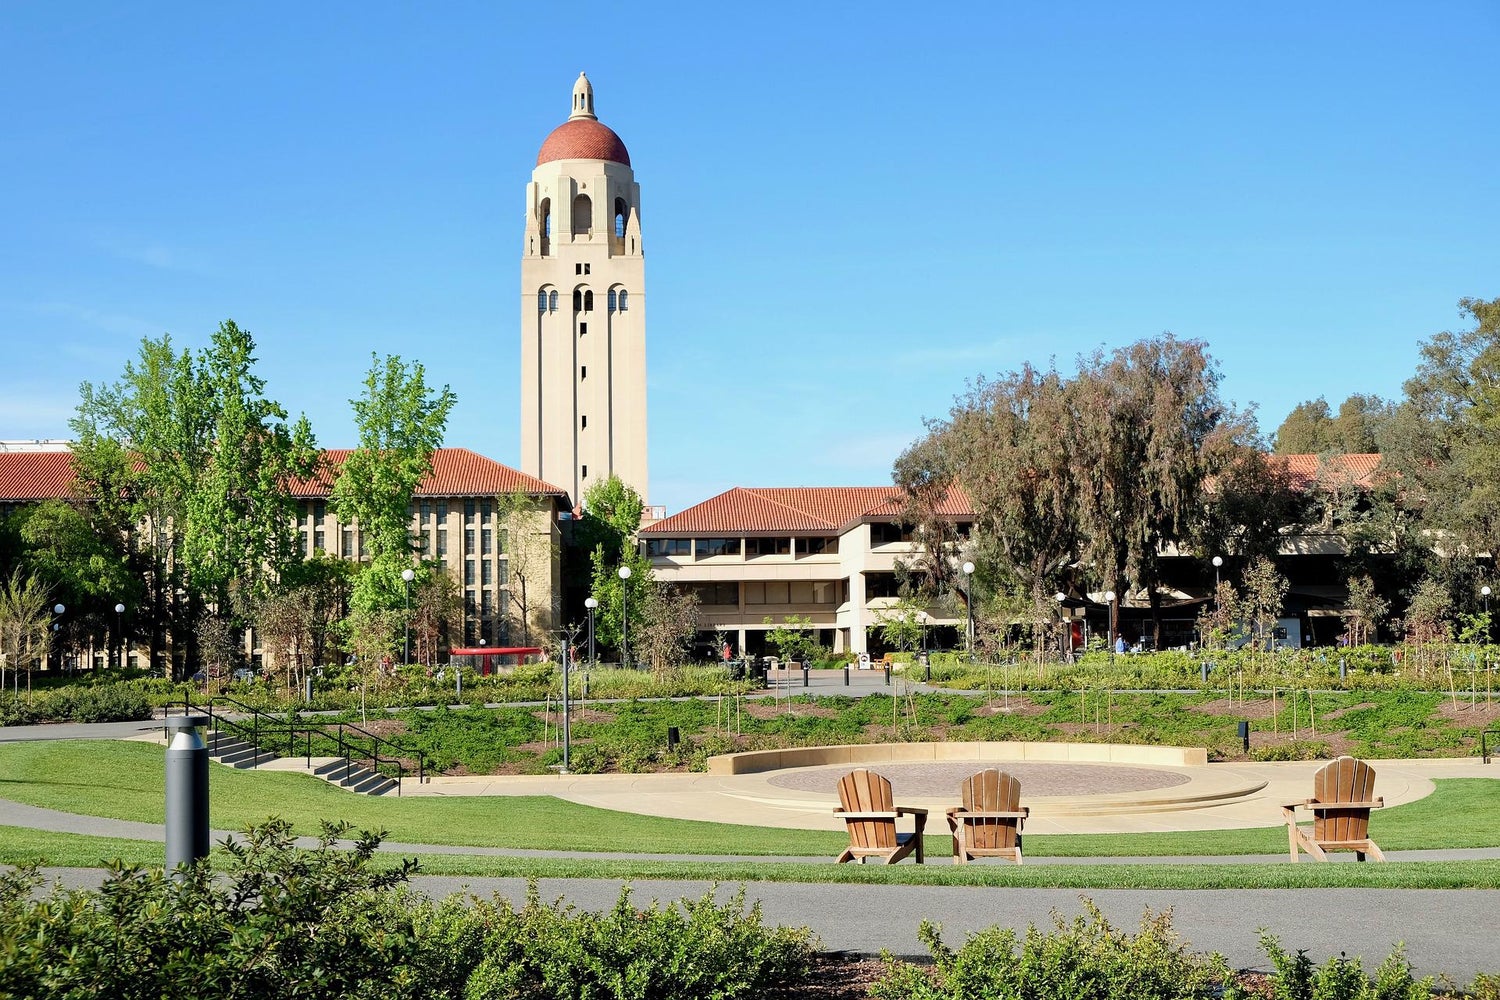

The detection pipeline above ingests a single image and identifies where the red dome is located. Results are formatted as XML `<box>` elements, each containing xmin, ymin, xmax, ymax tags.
<box><xmin>536</xmin><ymin>119</ymin><xmax>631</xmax><ymax>167</ymax></box>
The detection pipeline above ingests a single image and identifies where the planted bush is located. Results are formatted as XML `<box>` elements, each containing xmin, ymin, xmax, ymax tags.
<box><xmin>1224</xmin><ymin>931</ymin><xmax>1435</xmax><ymax>1000</ymax></box>
<box><xmin>870</xmin><ymin>899</ymin><xmax>1228</xmax><ymax>1000</ymax></box>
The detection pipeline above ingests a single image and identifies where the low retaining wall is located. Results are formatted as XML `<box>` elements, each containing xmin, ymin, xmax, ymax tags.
<box><xmin>706</xmin><ymin>741</ymin><xmax>1208</xmax><ymax>775</ymax></box>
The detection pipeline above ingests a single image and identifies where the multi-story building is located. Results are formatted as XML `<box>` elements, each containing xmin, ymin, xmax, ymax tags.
<box><xmin>520</xmin><ymin>73</ymin><xmax>648</xmax><ymax>505</ymax></box>
<box><xmin>0</xmin><ymin>446</ymin><xmax>569</xmax><ymax>661</ymax></box>
<box><xmin>638</xmin><ymin>486</ymin><xmax>973</xmax><ymax>656</ymax></box>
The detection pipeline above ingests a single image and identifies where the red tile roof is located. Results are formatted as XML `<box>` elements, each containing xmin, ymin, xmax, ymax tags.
<box><xmin>536</xmin><ymin>119</ymin><xmax>631</xmax><ymax>167</ymax></box>
<box><xmin>641</xmin><ymin>485</ymin><xmax>972</xmax><ymax>536</ymax></box>
<box><xmin>0</xmin><ymin>448</ymin><xmax>566</xmax><ymax>502</ymax></box>
<box><xmin>1281</xmin><ymin>453</ymin><xmax>1383</xmax><ymax>490</ymax></box>
<box><xmin>0</xmin><ymin>451</ymin><xmax>79</xmax><ymax>501</ymax></box>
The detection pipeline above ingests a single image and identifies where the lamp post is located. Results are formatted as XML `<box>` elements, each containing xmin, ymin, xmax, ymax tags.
<box><xmin>1055</xmin><ymin>592</ymin><xmax>1068</xmax><ymax>658</ymax></box>
<box><xmin>114</xmin><ymin>603</ymin><xmax>125</xmax><ymax>670</ymax></box>
<box><xmin>1105</xmin><ymin>591</ymin><xmax>1117</xmax><ymax>660</ymax></box>
<box><xmin>53</xmin><ymin>603</ymin><xmax>66</xmax><ymax>673</ymax></box>
<box><xmin>1212</xmin><ymin>555</ymin><xmax>1223</xmax><ymax>591</ymax></box>
<box><xmin>618</xmin><ymin>565</ymin><xmax>632</xmax><ymax>669</ymax></box>
<box><xmin>917</xmin><ymin>610</ymin><xmax>927</xmax><ymax>654</ymax></box>
<box><xmin>962</xmin><ymin>561</ymin><xmax>975</xmax><ymax>661</ymax></box>
<box><xmin>1483</xmin><ymin>586</ymin><xmax>1492</xmax><ymax>644</ymax></box>
<box><xmin>584</xmin><ymin>597</ymin><xmax>598</xmax><ymax>666</ymax></box>
<box><xmin>401</xmin><ymin>568</ymin><xmax>415</xmax><ymax>665</ymax></box>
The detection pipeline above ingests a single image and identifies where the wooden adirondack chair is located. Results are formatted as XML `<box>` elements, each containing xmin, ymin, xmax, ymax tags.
<box><xmin>1283</xmin><ymin>756</ymin><xmax>1386</xmax><ymax>862</ymax></box>
<box><xmin>946</xmin><ymin>768</ymin><xmax>1029</xmax><ymax>864</ymax></box>
<box><xmin>833</xmin><ymin>769</ymin><xmax>928</xmax><ymax>864</ymax></box>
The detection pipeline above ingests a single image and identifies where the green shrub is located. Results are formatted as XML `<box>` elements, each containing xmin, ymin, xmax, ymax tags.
<box><xmin>1224</xmin><ymin>931</ymin><xmax>1435</xmax><ymax>1000</ymax></box>
<box><xmin>1250</xmin><ymin>740</ymin><xmax>1332</xmax><ymax>762</ymax></box>
<box><xmin>463</xmin><ymin>882</ymin><xmax>814</xmax><ymax>1000</ymax></box>
<box><xmin>870</xmin><ymin>898</ymin><xmax>1228</xmax><ymax>1000</ymax></box>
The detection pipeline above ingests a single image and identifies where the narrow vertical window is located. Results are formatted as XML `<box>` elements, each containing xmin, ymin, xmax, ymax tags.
<box><xmin>583</xmin><ymin>290</ymin><xmax>594</xmax><ymax>311</ymax></box>
<box><xmin>619</xmin><ymin>290</ymin><xmax>629</xmax><ymax>312</ymax></box>
<box><xmin>608</xmin><ymin>289</ymin><xmax>617</xmax><ymax>311</ymax></box>
<box><xmin>548</xmin><ymin>290</ymin><xmax>558</xmax><ymax>311</ymax></box>
<box><xmin>537</xmin><ymin>290</ymin><xmax>546</xmax><ymax>312</ymax></box>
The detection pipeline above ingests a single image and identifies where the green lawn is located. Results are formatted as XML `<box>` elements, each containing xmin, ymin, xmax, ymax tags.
<box><xmin>2</xmin><ymin>740</ymin><xmax>1499</xmax><ymax>862</ymax></box>
<box><xmin>2</xmin><ymin>824</ymin><xmax>1498</xmax><ymax>890</ymax></box>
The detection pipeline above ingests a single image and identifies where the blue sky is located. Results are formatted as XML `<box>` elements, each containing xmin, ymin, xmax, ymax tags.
<box><xmin>2</xmin><ymin>2</ymin><xmax>1496</xmax><ymax>514</ymax></box>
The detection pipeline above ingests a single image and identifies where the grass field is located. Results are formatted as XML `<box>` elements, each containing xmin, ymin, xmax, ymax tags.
<box><xmin>2</xmin><ymin>739</ymin><xmax>1499</xmax><ymax>870</ymax></box>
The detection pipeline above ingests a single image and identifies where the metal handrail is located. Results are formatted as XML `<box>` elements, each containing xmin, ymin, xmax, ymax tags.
<box><xmin>173</xmin><ymin>693</ymin><xmax>429</xmax><ymax>794</ymax></box>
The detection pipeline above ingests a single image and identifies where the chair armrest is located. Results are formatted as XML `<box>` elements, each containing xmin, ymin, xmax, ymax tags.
<box><xmin>952</xmin><ymin>810</ymin><xmax>1029</xmax><ymax>820</ymax></box>
<box><xmin>897</xmin><ymin>807</ymin><xmax>929</xmax><ymax>817</ymax></box>
<box><xmin>834</xmin><ymin>810</ymin><xmax>899</xmax><ymax>820</ymax></box>
<box><xmin>1283</xmin><ymin>799</ymin><xmax>1317</xmax><ymax>811</ymax></box>
<box><xmin>1308</xmin><ymin>799</ymin><xmax>1383</xmax><ymax>811</ymax></box>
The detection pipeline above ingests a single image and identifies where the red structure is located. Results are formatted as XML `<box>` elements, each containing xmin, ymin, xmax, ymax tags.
<box><xmin>448</xmin><ymin>647</ymin><xmax>544</xmax><ymax>676</ymax></box>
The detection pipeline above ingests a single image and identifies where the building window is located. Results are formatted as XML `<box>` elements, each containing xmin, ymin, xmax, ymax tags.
<box><xmin>580</xmin><ymin>365</ymin><xmax>587</xmax><ymax>380</ymax></box>
<box><xmin>313</xmin><ymin>527</ymin><xmax>325</xmax><ymax>552</ymax></box>
<box><xmin>537</xmin><ymin>290</ymin><xmax>547</xmax><ymax>312</ymax></box>
<box><xmin>437</xmin><ymin>529</ymin><xmax>447</xmax><ymax>558</ymax></box>
<box><xmin>498</xmin><ymin>560</ymin><xmax>509</xmax><ymax>584</ymax></box>
<box><xmin>437</xmin><ymin>501</ymin><xmax>448</xmax><ymax>521</ymax></box>
<box><xmin>482</xmin><ymin>561</ymin><xmax>492</xmax><ymax>585</ymax></box>
<box><xmin>464</xmin><ymin>499</ymin><xmax>475</xmax><ymax>523</ymax></box>
<box><xmin>341</xmin><ymin>529</ymin><xmax>354</xmax><ymax>558</ymax></box>
<box><xmin>646</xmin><ymin>538</ymin><xmax>692</xmax><ymax>557</ymax></box>
<box><xmin>581</xmin><ymin>415</ymin><xmax>587</xmax><ymax>429</ymax></box>
<box><xmin>798</xmin><ymin>536</ymin><xmax>839</xmax><ymax>556</ymax></box>
<box><xmin>482</xmin><ymin>528</ymin><xmax>493</xmax><ymax>555</ymax></box>
<box><xmin>575</xmin><ymin>264</ymin><xmax>583</xmax><ymax>275</ymax></box>
<box><xmin>583</xmin><ymin>290</ymin><xmax>594</xmax><ymax>311</ymax></box>
<box><xmin>572</xmin><ymin>194</ymin><xmax>591</xmax><ymax>234</ymax></box>
<box><xmin>608</xmin><ymin>289</ymin><xmax>617</xmax><ymax>311</ymax></box>
<box><xmin>695</xmin><ymin>538</ymin><xmax>741</xmax><ymax>558</ymax></box>
<box><xmin>464</xmin><ymin>528</ymin><xmax>475</xmax><ymax>555</ymax></box>
<box><xmin>480</xmin><ymin>499</ymin><xmax>492</xmax><ymax>522</ymax></box>
<box><xmin>420</xmin><ymin>529</ymin><xmax>431</xmax><ymax>555</ymax></box>
<box><xmin>573</xmin><ymin>289</ymin><xmax>582</xmax><ymax>311</ymax></box>
<box><xmin>747</xmin><ymin>537</ymin><xmax>791</xmax><ymax>557</ymax></box>
<box><xmin>579</xmin><ymin>322</ymin><xmax>587</xmax><ymax>335</ymax></box>
<box><xmin>744</xmin><ymin>582</ymin><xmax>791</xmax><ymax>605</ymax></box>
<box><xmin>618</xmin><ymin>289</ymin><xmax>629</xmax><ymax>311</ymax></box>
<box><xmin>690</xmin><ymin>582</ymin><xmax>738</xmax><ymax>605</ymax></box>
<box><xmin>582</xmin><ymin>464</ymin><xmax>588</xmax><ymax>479</ymax></box>
<box><xmin>465</xmin><ymin>561</ymin><xmax>476</xmax><ymax>586</ymax></box>
<box><xmin>548</xmin><ymin>290</ymin><xmax>558</xmax><ymax>312</ymax></box>
<box><xmin>499</xmin><ymin>528</ymin><xmax>509</xmax><ymax>553</ymax></box>
<box><xmin>870</xmin><ymin>522</ymin><xmax>915</xmax><ymax>546</ymax></box>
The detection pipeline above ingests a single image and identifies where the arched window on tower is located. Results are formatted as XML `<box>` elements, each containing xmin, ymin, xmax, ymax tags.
<box><xmin>572</xmin><ymin>194</ymin><xmax>592</xmax><ymax>235</ymax></box>
<box><xmin>537</xmin><ymin>290</ymin><xmax>547</xmax><ymax>313</ymax></box>
<box><xmin>548</xmin><ymin>290</ymin><xmax>558</xmax><ymax>312</ymax></box>
<box><xmin>539</xmin><ymin>198</ymin><xmax>551</xmax><ymax>256</ymax></box>
<box><xmin>614</xmin><ymin>198</ymin><xmax>627</xmax><ymax>238</ymax></box>
<box><xmin>583</xmin><ymin>290</ymin><xmax>594</xmax><ymax>311</ymax></box>
<box><xmin>607</xmin><ymin>289</ymin><xmax>617</xmax><ymax>312</ymax></box>
<box><xmin>572</xmin><ymin>289</ymin><xmax>582</xmax><ymax>312</ymax></box>
<box><xmin>618</xmin><ymin>289</ymin><xmax>629</xmax><ymax>312</ymax></box>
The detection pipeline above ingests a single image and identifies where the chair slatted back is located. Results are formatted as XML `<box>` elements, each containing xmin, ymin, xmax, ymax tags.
<box><xmin>1312</xmin><ymin>756</ymin><xmax>1377</xmax><ymax>843</ymax></box>
<box><xmin>838</xmin><ymin>769</ymin><xmax>897</xmax><ymax>850</ymax></box>
<box><xmin>960</xmin><ymin>769</ymin><xmax>1022</xmax><ymax>850</ymax></box>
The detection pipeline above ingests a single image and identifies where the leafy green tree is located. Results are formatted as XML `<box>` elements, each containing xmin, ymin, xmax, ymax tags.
<box><xmin>409</xmin><ymin>565</ymin><xmax>462</xmax><ymax>665</ymax></box>
<box><xmin>637</xmin><ymin>583</ymin><xmax>701</xmax><ymax>674</ymax></box>
<box><xmin>1384</xmin><ymin>296</ymin><xmax>1500</xmax><ymax>560</ymax></box>
<box><xmin>875</xmin><ymin>598</ymin><xmax>927</xmax><ymax>653</ymax></box>
<box><xmin>588</xmin><ymin>545</ymin><xmax>651</xmax><ymax>663</ymax></box>
<box><xmin>1240</xmin><ymin>558</ymin><xmax>1288</xmax><ymax>651</ymax></box>
<box><xmin>1272</xmin><ymin>397</ymin><xmax>1334</xmax><ymax>454</ymax></box>
<box><xmin>762</xmin><ymin>614</ymin><xmax>817</xmax><ymax>664</ymax></box>
<box><xmin>0</xmin><ymin>571</ymin><xmax>52</xmax><ymax>694</ymax></box>
<box><xmin>331</xmin><ymin>353</ymin><xmax>456</xmax><ymax>614</ymax></box>
<box><xmin>1273</xmin><ymin>394</ymin><xmax>1395</xmax><ymax>455</ymax></box>
<box><xmin>71</xmin><ymin>322</ymin><xmax>317</xmax><ymax>677</ymax></box>
<box><xmin>1344</xmin><ymin>574</ymin><xmax>1388</xmax><ymax>646</ymax></box>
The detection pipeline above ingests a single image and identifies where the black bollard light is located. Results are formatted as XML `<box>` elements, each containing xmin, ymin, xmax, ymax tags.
<box><xmin>667</xmin><ymin>726</ymin><xmax>681</xmax><ymax>750</ymax></box>
<box><xmin>1339</xmin><ymin>658</ymin><xmax>1347</xmax><ymax>683</ymax></box>
<box><xmin>165</xmin><ymin>715</ymin><xmax>210</xmax><ymax>876</ymax></box>
<box><xmin>843</xmin><ymin>665</ymin><xmax>850</xmax><ymax>686</ymax></box>
<box><xmin>802</xmin><ymin>664</ymin><xmax>810</xmax><ymax>688</ymax></box>
<box><xmin>1201</xmin><ymin>660</ymin><xmax>1209</xmax><ymax>684</ymax></box>
<box><xmin>1237</xmin><ymin>720</ymin><xmax>1250</xmax><ymax>755</ymax></box>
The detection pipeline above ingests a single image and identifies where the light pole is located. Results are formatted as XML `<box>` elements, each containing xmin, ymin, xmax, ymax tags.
<box><xmin>1212</xmin><ymin>555</ymin><xmax>1223</xmax><ymax>591</ymax></box>
<box><xmin>401</xmin><ymin>567</ymin><xmax>415</xmax><ymax>664</ymax></box>
<box><xmin>1483</xmin><ymin>586</ymin><xmax>1492</xmax><ymax>644</ymax></box>
<box><xmin>584</xmin><ymin>597</ymin><xmax>598</xmax><ymax>666</ymax></box>
<box><xmin>618</xmin><ymin>565</ymin><xmax>632</xmax><ymax>669</ymax></box>
<box><xmin>1105</xmin><ymin>591</ymin><xmax>1117</xmax><ymax>660</ymax></box>
<box><xmin>962</xmin><ymin>561</ymin><xmax>975</xmax><ymax>661</ymax></box>
<box><xmin>53</xmin><ymin>603</ymin><xmax>66</xmax><ymax>673</ymax></box>
<box><xmin>917</xmin><ymin>610</ymin><xmax>927</xmax><ymax>654</ymax></box>
<box><xmin>114</xmin><ymin>603</ymin><xmax>125</xmax><ymax>670</ymax></box>
<box><xmin>1055</xmin><ymin>592</ymin><xmax>1067</xmax><ymax>658</ymax></box>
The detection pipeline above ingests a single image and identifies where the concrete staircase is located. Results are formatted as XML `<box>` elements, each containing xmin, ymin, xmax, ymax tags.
<box><xmin>207</xmin><ymin>731</ymin><xmax>399</xmax><ymax>796</ymax></box>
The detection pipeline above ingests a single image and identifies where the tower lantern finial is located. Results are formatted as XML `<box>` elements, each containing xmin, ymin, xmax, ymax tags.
<box><xmin>570</xmin><ymin>72</ymin><xmax>597</xmax><ymax>121</ymax></box>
